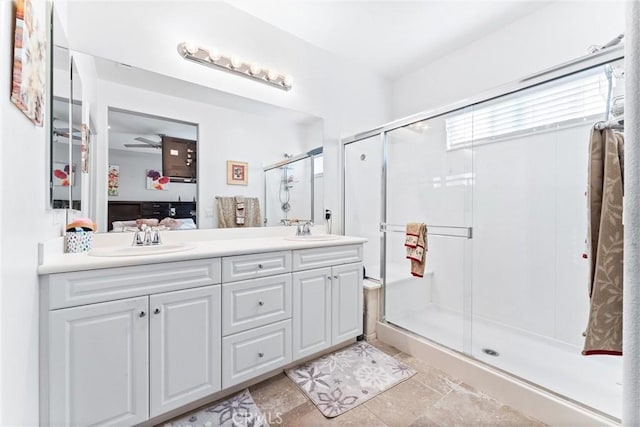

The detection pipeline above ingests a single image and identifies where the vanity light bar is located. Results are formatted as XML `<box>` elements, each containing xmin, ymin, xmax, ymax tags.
<box><xmin>177</xmin><ymin>42</ymin><xmax>292</xmax><ymax>91</ymax></box>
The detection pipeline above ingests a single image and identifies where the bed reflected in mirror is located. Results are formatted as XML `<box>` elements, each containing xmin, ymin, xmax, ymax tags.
<box><xmin>107</xmin><ymin>108</ymin><xmax>198</xmax><ymax>232</ymax></box>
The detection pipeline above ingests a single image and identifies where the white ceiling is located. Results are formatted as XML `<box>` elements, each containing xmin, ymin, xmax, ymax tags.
<box><xmin>227</xmin><ymin>0</ymin><xmax>552</xmax><ymax>79</ymax></box>
<box><xmin>108</xmin><ymin>109</ymin><xmax>197</xmax><ymax>154</ymax></box>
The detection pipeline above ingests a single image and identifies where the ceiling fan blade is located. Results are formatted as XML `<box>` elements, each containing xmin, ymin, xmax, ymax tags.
<box><xmin>53</xmin><ymin>130</ymin><xmax>82</xmax><ymax>141</ymax></box>
<box><xmin>124</xmin><ymin>143</ymin><xmax>159</xmax><ymax>148</ymax></box>
<box><xmin>134</xmin><ymin>136</ymin><xmax>161</xmax><ymax>145</ymax></box>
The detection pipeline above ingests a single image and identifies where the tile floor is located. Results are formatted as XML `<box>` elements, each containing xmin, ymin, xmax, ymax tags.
<box><xmin>169</xmin><ymin>340</ymin><xmax>545</xmax><ymax>426</ymax></box>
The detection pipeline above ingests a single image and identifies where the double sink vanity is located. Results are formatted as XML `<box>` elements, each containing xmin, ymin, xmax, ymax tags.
<box><xmin>38</xmin><ymin>229</ymin><xmax>365</xmax><ymax>426</ymax></box>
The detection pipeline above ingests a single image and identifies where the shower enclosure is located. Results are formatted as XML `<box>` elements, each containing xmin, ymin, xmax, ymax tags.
<box><xmin>343</xmin><ymin>48</ymin><xmax>624</xmax><ymax>420</ymax></box>
<box><xmin>264</xmin><ymin>149</ymin><xmax>323</xmax><ymax>226</ymax></box>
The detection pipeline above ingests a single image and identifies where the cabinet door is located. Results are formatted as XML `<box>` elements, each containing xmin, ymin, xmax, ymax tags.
<box><xmin>332</xmin><ymin>262</ymin><xmax>364</xmax><ymax>344</ymax></box>
<box><xmin>149</xmin><ymin>285</ymin><xmax>222</xmax><ymax>417</ymax></box>
<box><xmin>49</xmin><ymin>296</ymin><xmax>149</xmax><ymax>427</ymax></box>
<box><xmin>292</xmin><ymin>267</ymin><xmax>332</xmax><ymax>359</ymax></box>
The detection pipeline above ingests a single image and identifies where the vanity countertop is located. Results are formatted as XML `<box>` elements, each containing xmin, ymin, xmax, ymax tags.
<box><xmin>38</xmin><ymin>234</ymin><xmax>367</xmax><ymax>275</ymax></box>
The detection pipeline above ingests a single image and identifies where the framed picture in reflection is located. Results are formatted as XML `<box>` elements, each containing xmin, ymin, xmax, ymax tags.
<box><xmin>227</xmin><ymin>160</ymin><xmax>248</xmax><ymax>185</ymax></box>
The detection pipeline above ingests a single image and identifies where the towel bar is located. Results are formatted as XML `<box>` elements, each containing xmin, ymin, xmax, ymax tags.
<box><xmin>380</xmin><ymin>223</ymin><xmax>472</xmax><ymax>239</ymax></box>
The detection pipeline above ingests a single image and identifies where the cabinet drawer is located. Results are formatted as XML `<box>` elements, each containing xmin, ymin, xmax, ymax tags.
<box><xmin>292</xmin><ymin>245</ymin><xmax>362</xmax><ymax>271</ymax></box>
<box><xmin>222</xmin><ymin>319</ymin><xmax>291</xmax><ymax>388</ymax></box>
<box><xmin>47</xmin><ymin>258</ymin><xmax>221</xmax><ymax>309</ymax></box>
<box><xmin>222</xmin><ymin>274</ymin><xmax>292</xmax><ymax>336</ymax></box>
<box><xmin>222</xmin><ymin>251</ymin><xmax>291</xmax><ymax>283</ymax></box>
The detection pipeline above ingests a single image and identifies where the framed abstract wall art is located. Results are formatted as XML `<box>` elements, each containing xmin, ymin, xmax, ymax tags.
<box><xmin>146</xmin><ymin>169</ymin><xmax>169</xmax><ymax>190</ymax></box>
<box><xmin>108</xmin><ymin>165</ymin><xmax>119</xmax><ymax>196</ymax></box>
<box><xmin>11</xmin><ymin>0</ymin><xmax>46</xmax><ymax>126</ymax></box>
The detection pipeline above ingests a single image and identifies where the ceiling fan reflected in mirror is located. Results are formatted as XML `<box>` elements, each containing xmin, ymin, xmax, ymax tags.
<box><xmin>52</xmin><ymin>118</ymin><xmax>81</xmax><ymax>141</ymax></box>
<box><xmin>124</xmin><ymin>134</ymin><xmax>163</xmax><ymax>149</ymax></box>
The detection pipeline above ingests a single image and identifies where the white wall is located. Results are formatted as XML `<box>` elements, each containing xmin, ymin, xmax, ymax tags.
<box><xmin>64</xmin><ymin>1</ymin><xmax>392</xmax><ymax>232</ymax></box>
<box><xmin>108</xmin><ymin>149</ymin><xmax>197</xmax><ymax>203</ymax></box>
<box><xmin>0</xmin><ymin>1</ymin><xmax>66</xmax><ymax>425</ymax></box>
<box><xmin>391</xmin><ymin>1</ymin><xmax>626</xmax><ymax>119</ymax></box>
<box><xmin>95</xmin><ymin>79</ymin><xmax>316</xmax><ymax>230</ymax></box>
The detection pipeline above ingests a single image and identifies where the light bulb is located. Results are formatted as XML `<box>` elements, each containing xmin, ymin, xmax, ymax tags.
<box><xmin>283</xmin><ymin>74</ymin><xmax>293</xmax><ymax>88</ymax></box>
<box><xmin>183</xmin><ymin>41</ymin><xmax>198</xmax><ymax>55</ymax></box>
<box><xmin>266</xmin><ymin>70</ymin><xmax>279</xmax><ymax>81</ymax></box>
<box><xmin>230</xmin><ymin>57</ymin><xmax>242</xmax><ymax>69</ymax></box>
<box><xmin>206</xmin><ymin>48</ymin><xmax>220</xmax><ymax>62</ymax></box>
<box><xmin>249</xmin><ymin>63</ymin><xmax>262</xmax><ymax>76</ymax></box>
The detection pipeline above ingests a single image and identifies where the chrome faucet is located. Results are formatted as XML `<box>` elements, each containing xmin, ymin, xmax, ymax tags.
<box><xmin>132</xmin><ymin>225</ymin><xmax>162</xmax><ymax>246</ymax></box>
<box><xmin>302</xmin><ymin>221</ymin><xmax>313</xmax><ymax>236</ymax></box>
<box><xmin>132</xmin><ymin>227</ymin><xmax>144</xmax><ymax>246</ymax></box>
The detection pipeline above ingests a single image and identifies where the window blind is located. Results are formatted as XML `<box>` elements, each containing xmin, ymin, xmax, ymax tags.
<box><xmin>445</xmin><ymin>69</ymin><xmax>608</xmax><ymax>150</ymax></box>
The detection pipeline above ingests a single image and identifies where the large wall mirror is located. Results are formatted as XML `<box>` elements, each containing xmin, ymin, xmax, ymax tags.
<box><xmin>51</xmin><ymin>5</ymin><xmax>324</xmax><ymax>232</ymax></box>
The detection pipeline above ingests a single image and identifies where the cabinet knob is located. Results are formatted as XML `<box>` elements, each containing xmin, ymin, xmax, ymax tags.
<box><xmin>258</xmin><ymin>301</ymin><xmax>264</xmax><ymax>306</ymax></box>
<box><xmin>334</xmin><ymin>275</ymin><xmax>338</xmax><ymax>280</ymax></box>
<box><xmin>257</xmin><ymin>264</ymin><xmax>264</xmax><ymax>269</ymax></box>
<box><xmin>327</xmin><ymin>276</ymin><xmax>332</xmax><ymax>280</ymax></box>
<box><xmin>139</xmin><ymin>311</ymin><xmax>146</xmax><ymax>318</ymax></box>
<box><xmin>258</xmin><ymin>352</ymin><xmax>264</xmax><ymax>358</ymax></box>
<box><xmin>154</xmin><ymin>308</ymin><xmax>161</xmax><ymax>314</ymax></box>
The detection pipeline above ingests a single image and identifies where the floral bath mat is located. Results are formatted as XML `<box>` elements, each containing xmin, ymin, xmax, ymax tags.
<box><xmin>285</xmin><ymin>341</ymin><xmax>416</xmax><ymax>418</ymax></box>
<box><xmin>167</xmin><ymin>389</ymin><xmax>269</xmax><ymax>427</ymax></box>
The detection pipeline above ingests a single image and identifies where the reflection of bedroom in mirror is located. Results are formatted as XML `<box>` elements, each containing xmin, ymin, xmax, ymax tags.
<box><xmin>107</xmin><ymin>108</ymin><xmax>198</xmax><ymax>231</ymax></box>
<box><xmin>51</xmin><ymin>96</ymin><xmax>82</xmax><ymax>209</ymax></box>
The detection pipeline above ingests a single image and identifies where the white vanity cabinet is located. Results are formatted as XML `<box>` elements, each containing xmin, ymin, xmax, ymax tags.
<box><xmin>41</xmin><ymin>258</ymin><xmax>222</xmax><ymax>427</ymax></box>
<box><xmin>221</xmin><ymin>252</ymin><xmax>294</xmax><ymax>388</ymax></box>
<box><xmin>40</xmin><ymin>240</ymin><xmax>364</xmax><ymax>426</ymax></box>
<box><xmin>291</xmin><ymin>245</ymin><xmax>363</xmax><ymax>360</ymax></box>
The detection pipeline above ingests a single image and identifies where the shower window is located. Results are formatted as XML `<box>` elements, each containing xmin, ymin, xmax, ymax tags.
<box><xmin>446</xmin><ymin>68</ymin><xmax>610</xmax><ymax>149</ymax></box>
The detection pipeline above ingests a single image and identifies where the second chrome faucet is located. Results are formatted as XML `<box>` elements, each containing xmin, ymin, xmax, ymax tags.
<box><xmin>296</xmin><ymin>221</ymin><xmax>313</xmax><ymax>237</ymax></box>
<box><xmin>132</xmin><ymin>224</ymin><xmax>162</xmax><ymax>246</ymax></box>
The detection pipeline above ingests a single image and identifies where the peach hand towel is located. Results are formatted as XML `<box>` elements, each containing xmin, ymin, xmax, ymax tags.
<box><xmin>405</xmin><ymin>223</ymin><xmax>428</xmax><ymax>277</ymax></box>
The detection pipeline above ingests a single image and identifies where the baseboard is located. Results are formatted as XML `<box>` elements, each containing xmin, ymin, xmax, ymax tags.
<box><xmin>377</xmin><ymin>322</ymin><xmax>619</xmax><ymax>427</ymax></box>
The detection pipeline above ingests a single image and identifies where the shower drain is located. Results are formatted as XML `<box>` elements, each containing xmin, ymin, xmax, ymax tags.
<box><xmin>482</xmin><ymin>348</ymin><xmax>500</xmax><ymax>357</ymax></box>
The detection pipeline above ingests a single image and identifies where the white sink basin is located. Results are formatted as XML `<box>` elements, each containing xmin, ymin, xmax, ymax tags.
<box><xmin>89</xmin><ymin>243</ymin><xmax>195</xmax><ymax>257</ymax></box>
<box><xmin>284</xmin><ymin>235</ymin><xmax>342</xmax><ymax>241</ymax></box>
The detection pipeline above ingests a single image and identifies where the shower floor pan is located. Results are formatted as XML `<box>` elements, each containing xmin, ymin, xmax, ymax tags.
<box><xmin>386</xmin><ymin>303</ymin><xmax>622</xmax><ymax>419</ymax></box>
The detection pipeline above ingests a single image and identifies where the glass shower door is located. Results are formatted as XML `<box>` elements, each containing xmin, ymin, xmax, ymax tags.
<box><xmin>384</xmin><ymin>111</ymin><xmax>473</xmax><ymax>353</ymax></box>
<box><xmin>344</xmin><ymin>135</ymin><xmax>383</xmax><ymax>280</ymax></box>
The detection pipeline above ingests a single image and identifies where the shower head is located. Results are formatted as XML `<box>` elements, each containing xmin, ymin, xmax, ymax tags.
<box><xmin>601</xmin><ymin>34</ymin><xmax>624</xmax><ymax>49</ymax></box>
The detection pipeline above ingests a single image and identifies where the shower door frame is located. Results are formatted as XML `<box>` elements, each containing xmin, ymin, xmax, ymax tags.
<box><xmin>342</xmin><ymin>43</ymin><xmax>624</xmax><ymax>327</ymax></box>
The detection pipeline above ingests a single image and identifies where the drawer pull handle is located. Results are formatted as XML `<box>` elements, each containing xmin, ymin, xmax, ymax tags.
<box><xmin>154</xmin><ymin>308</ymin><xmax>161</xmax><ymax>314</ymax></box>
<box><xmin>258</xmin><ymin>352</ymin><xmax>264</xmax><ymax>358</ymax></box>
<box><xmin>139</xmin><ymin>311</ymin><xmax>146</xmax><ymax>318</ymax></box>
<box><xmin>258</xmin><ymin>301</ymin><xmax>264</xmax><ymax>306</ymax></box>
<box><xmin>257</xmin><ymin>264</ymin><xmax>264</xmax><ymax>269</ymax></box>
